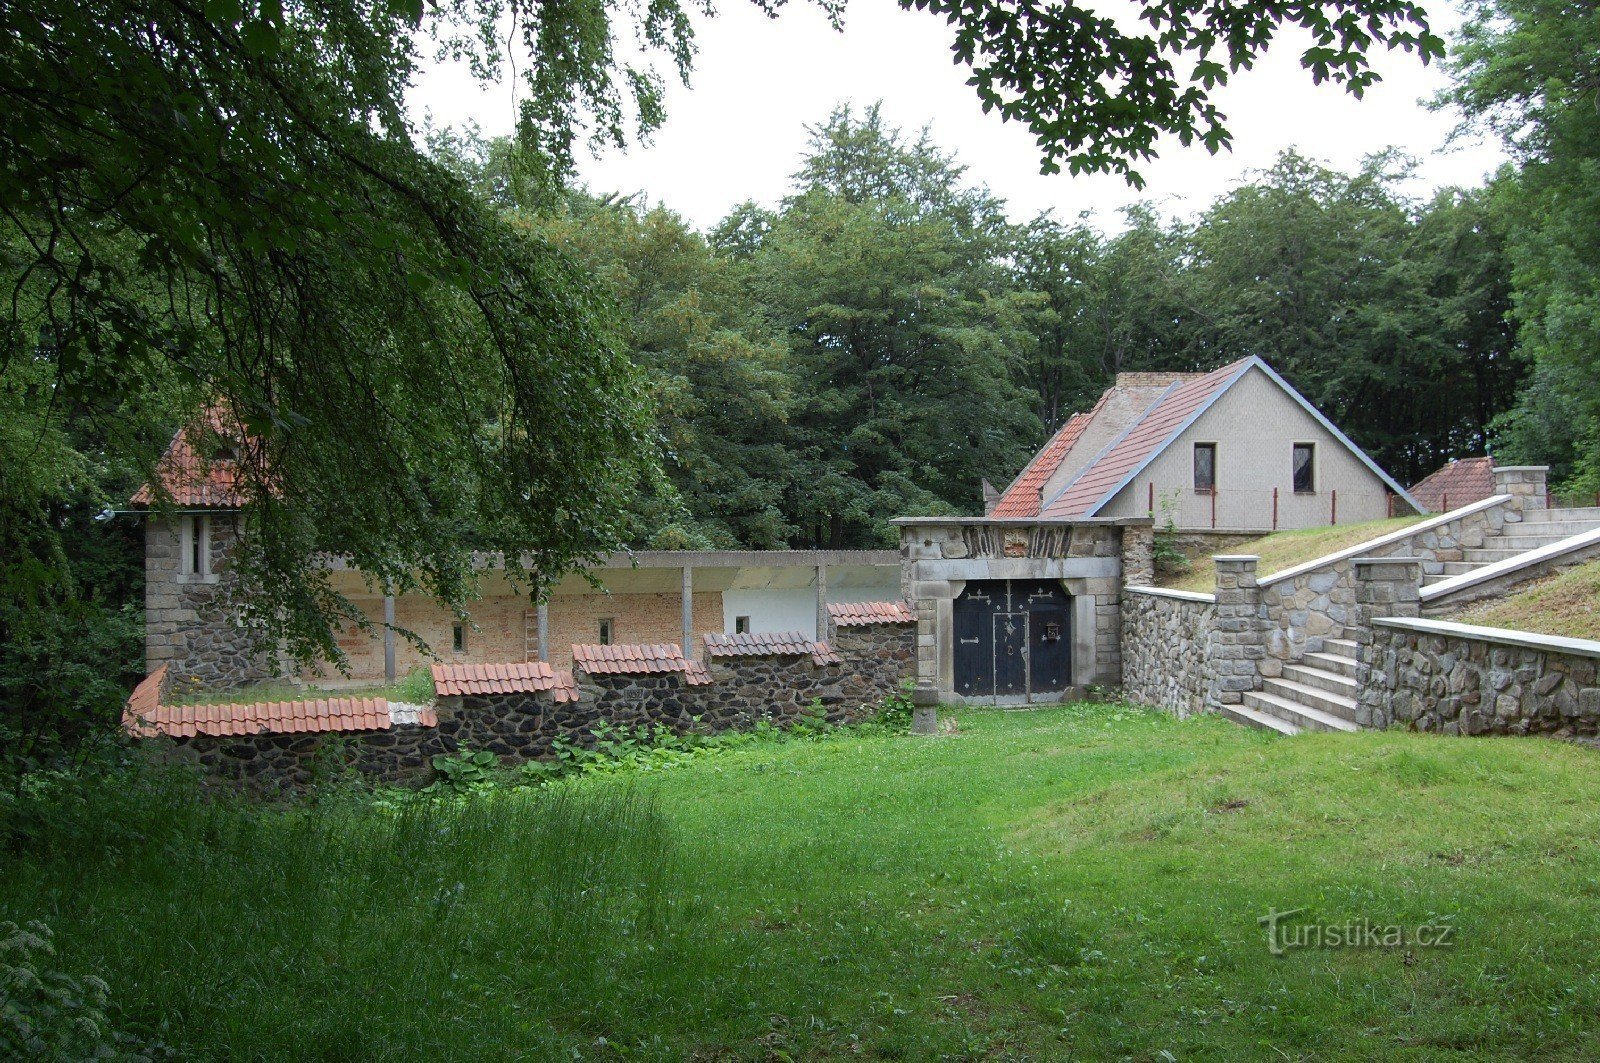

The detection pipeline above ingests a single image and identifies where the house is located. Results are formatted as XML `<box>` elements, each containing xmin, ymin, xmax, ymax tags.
<box><xmin>1409</xmin><ymin>456</ymin><xmax>1497</xmax><ymax>515</ymax></box>
<box><xmin>989</xmin><ymin>357</ymin><xmax>1422</xmax><ymax>536</ymax></box>
<box><xmin>130</xmin><ymin>413</ymin><xmax>900</xmax><ymax>689</ymax></box>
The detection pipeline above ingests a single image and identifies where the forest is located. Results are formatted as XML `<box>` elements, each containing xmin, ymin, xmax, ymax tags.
<box><xmin>2</xmin><ymin>0</ymin><xmax>1594</xmax><ymax>743</ymax></box>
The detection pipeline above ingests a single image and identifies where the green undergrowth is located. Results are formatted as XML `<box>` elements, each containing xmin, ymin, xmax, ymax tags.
<box><xmin>5</xmin><ymin>703</ymin><xmax>1600</xmax><ymax>1058</ymax></box>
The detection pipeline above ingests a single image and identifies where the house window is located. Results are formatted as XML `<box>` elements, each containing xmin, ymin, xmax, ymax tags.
<box><xmin>598</xmin><ymin>618</ymin><xmax>614</xmax><ymax>645</ymax></box>
<box><xmin>451</xmin><ymin>623</ymin><xmax>466</xmax><ymax>653</ymax></box>
<box><xmin>1193</xmin><ymin>443</ymin><xmax>1217</xmax><ymax>493</ymax></box>
<box><xmin>735</xmin><ymin>616</ymin><xmax>751</xmax><ymax>635</ymax></box>
<box><xmin>1293</xmin><ymin>443</ymin><xmax>1316</xmax><ymax>493</ymax></box>
<box><xmin>180</xmin><ymin>515</ymin><xmax>209</xmax><ymax>577</ymax></box>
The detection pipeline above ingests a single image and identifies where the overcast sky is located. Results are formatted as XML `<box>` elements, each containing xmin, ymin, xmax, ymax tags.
<box><xmin>410</xmin><ymin>0</ymin><xmax>1503</xmax><ymax>232</ymax></box>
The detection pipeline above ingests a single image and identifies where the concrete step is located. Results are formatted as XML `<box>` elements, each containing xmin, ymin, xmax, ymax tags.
<box><xmin>1510</xmin><ymin>520</ymin><xmax>1600</xmax><ymax>537</ymax></box>
<box><xmin>1523</xmin><ymin>508</ymin><xmax>1600</xmax><ymax>523</ymax></box>
<box><xmin>1436</xmin><ymin>561</ymin><xmax>1479</xmax><ymax>576</ymax></box>
<box><xmin>1243</xmin><ymin>690</ymin><xmax>1359</xmax><ymax>734</ymax></box>
<box><xmin>1461</xmin><ymin>548</ymin><xmax>1528</xmax><ymax>564</ymax></box>
<box><xmin>1304</xmin><ymin>650</ymin><xmax>1358</xmax><ymax>679</ymax></box>
<box><xmin>1262</xmin><ymin>676</ymin><xmax>1359</xmax><ymax>721</ymax></box>
<box><xmin>1322</xmin><ymin>638</ymin><xmax>1359</xmax><ymax>660</ymax></box>
<box><xmin>1489</xmin><ymin>535</ymin><xmax>1591</xmax><ymax>552</ymax></box>
<box><xmin>1282</xmin><ymin>663</ymin><xmax>1358</xmax><ymax>697</ymax></box>
<box><xmin>1220</xmin><ymin>701</ymin><xmax>1301</xmax><ymax>735</ymax></box>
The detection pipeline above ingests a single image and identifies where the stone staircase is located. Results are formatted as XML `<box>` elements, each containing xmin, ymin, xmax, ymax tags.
<box><xmin>1422</xmin><ymin>507</ymin><xmax>1600</xmax><ymax>586</ymax></box>
<box><xmin>1222</xmin><ymin>638</ymin><xmax>1360</xmax><ymax>735</ymax></box>
<box><xmin>1224</xmin><ymin>506</ymin><xmax>1600</xmax><ymax>736</ymax></box>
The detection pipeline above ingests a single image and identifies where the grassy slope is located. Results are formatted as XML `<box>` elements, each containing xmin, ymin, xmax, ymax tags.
<box><xmin>9</xmin><ymin>707</ymin><xmax>1600</xmax><ymax>1058</ymax></box>
<box><xmin>1452</xmin><ymin>559</ymin><xmax>1600</xmax><ymax>641</ymax></box>
<box><xmin>1163</xmin><ymin>514</ymin><xmax>1426</xmax><ymax>593</ymax></box>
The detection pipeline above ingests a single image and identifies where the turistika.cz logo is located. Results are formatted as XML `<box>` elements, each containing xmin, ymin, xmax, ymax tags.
<box><xmin>1258</xmin><ymin>907</ymin><xmax>1457</xmax><ymax>956</ymax></box>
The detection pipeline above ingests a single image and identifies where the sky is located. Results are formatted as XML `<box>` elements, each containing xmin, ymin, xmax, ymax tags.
<box><xmin>410</xmin><ymin>0</ymin><xmax>1505</xmax><ymax>233</ymax></box>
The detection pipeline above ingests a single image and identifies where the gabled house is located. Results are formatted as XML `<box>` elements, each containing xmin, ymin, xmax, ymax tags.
<box><xmin>990</xmin><ymin>357</ymin><xmax>1422</xmax><ymax>534</ymax></box>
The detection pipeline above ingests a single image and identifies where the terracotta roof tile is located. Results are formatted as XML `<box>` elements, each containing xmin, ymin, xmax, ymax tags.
<box><xmin>1040</xmin><ymin>359</ymin><xmax>1250</xmax><ymax>520</ymax></box>
<box><xmin>572</xmin><ymin>643</ymin><xmax>713</xmax><ymax>685</ymax></box>
<box><xmin>1410</xmin><ymin>457</ymin><xmax>1494</xmax><ymax>514</ymax></box>
<box><xmin>703</xmin><ymin>631</ymin><xmax>842</xmax><ymax>666</ymax></box>
<box><xmin>131</xmin><ymin>405</ymin><xmax>253</xmax><ymax>508</ymax></box>
<box><xmin>123</xmin><ymin>690</ymin><xmax>396</xmax><ymax>739</ymax></box>
<box><xmin>826</xmin><ymin>601</ymin><xmax>916</xmax><ymax>626</ymax></box>
<box><xmin>431</xmin><ymin>661</ymin><xmax>579</xmax><ymax>702</ymax></box>
<box><xmin>991</xmin><ymin>412</ymin><xmax>1093</xmax><ymax>518</ymax></box>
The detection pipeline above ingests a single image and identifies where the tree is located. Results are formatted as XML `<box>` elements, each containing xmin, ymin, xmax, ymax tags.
<box><xmin>744</xmin><ymin>107</ymin><xmax>1040</xmax><ymax>547</ymax></box>
<box><xmin>1444</xmin><ymin>0</ymin><xmax>1600</xmax><ymax>489</ymax></box>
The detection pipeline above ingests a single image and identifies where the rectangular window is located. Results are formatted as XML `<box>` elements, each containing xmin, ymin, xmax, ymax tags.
<box><xmin>1193</xmin><ymin>443</ymin><xmax>1217</xmax><ymax>493</ymax></box>
<box><xmin>735</xmin><ymin>616</ymin><xmax>751</xmax><ymax>635</ymax></box>
<box><xmin>598</xmin><ymin>618</ymin><xmax>614</xmax><ymax>645</ymax></box>
<box><xmin>181</xmin><ymin>515</ymin><xmax>208</xmax><ymax>577</ymax></box>
<box><xmin>1293</xmin><ymin>443</ymin><xmax>1316</xmax><ymax>493</ymax></box>
<box><xmin>451</xmin><ymin>623</ymin><xmax>466</xmax><ymax>653</ymax></box>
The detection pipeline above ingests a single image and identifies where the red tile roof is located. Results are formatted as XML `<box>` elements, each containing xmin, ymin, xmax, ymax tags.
<box><xmin>826</xmin><ymin>600</ymin><xmax>916</xmax><ymax>626</ymax></box>
<box><xmin>1040</xmin><ymin>359</ymin><xmax>1250</xmax><ymax>519</ymax></box>
<box><xmin>703</xmin><ymin>631</ymin><xmax>843</xmax><ymax>666</ymax></box>
<box><xmin>431</xmin><ymin>661</ymin><xmax>579</xmax><ymax>702</ymax></box>
<box><xmin>122</xmin><ymin>665</ymin><xmax>169</xmax><ymax>733</ymax></box>
<box><xmin>125</xmin><ymin>694</ymin><xmax>422</xmax><ymax>739</ymax></box>
<box><xmin>990</xmin><ymin>412</ymin><xmax>1093</xmax><ymax>518</ymax></box>
<box><xmin>131</xmin><ymin>406</ymin><xmax>250</xmax><ymax>508</ymax></box>
<box><xmin>1410</xmin><ymin>457</ymin><xmax>1494</xmax><ymax>514</ymax></box>
<box><xmin>571</xmin><ymin>643</ymin><xmax>714</xmax><ymax>685</ymax></box>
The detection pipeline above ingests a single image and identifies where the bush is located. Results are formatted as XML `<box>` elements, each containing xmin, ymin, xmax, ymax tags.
<box><xmin>0</xmin><ymin>919</ymin><xmax>161</xmax><ymax>1060</ymax></box>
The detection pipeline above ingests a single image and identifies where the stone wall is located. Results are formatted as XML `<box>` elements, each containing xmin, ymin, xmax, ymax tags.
<box><xmin>1360</xmin><ymin>617</ymin><xmax>1600</xmax><ymax>737</ymax></box>
<box><xmin>145</xmin><ymin>516</ymin><xmax>277</xmax><ymax>690</ymax></box>
<box><xmin>1257</xmin><ymin>471</ymin><xmax>1545</xmax><ymax>671</ymax></box>
<box><xmin>1121</xmin><ymin>588</ymin><xmax>1214</xmax><ymax>717</ymax></box>
<box><xmin>141</xmin><ymin>620</ymin><xmax>914</xmax><ymax>793</ymax></box>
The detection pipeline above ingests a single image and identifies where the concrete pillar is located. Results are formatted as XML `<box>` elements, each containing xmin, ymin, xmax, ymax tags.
<box><xmin>383</xmin><ymin>595</ymin><xmax>396</xmax><ymax>682</ymax></box>
<box><xmin>1491</xmin><ymin>465</ymin><xmax>1549</xmax><ymax>518</ymax></box>
<box><xmin>814</xmin><ymin>562</ymin><xmax>828</xmax><ymax>642</ymax></box>
<box><xmin>1353</xmin><ymin>556</ymin><xmax>1424</xmax><ymax>728</ymax></box>
<box><xmin>1206</xmin><ymin>555</ymin><xmax>1264</xmax><ymax>713</ymax></box>
<box><xmin>681</xmin><ymin>565</ymin><xmax>694</xmax><ymax>657</ymax></box>
<box><xmin>536</xmin><ymin>600</ymin><xmax>549</xmax><ymax>664</ymax></box>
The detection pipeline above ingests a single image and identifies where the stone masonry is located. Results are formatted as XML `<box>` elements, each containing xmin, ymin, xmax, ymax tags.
<box><xmin>145</xmin><ymin>516</ymin><xmax>277</xmax><ymax>690</ymax></box>
<box><xmin>1121</xmin><ymin>588</ymin><xmax>1213</xmax><ymax>717</ymax></box>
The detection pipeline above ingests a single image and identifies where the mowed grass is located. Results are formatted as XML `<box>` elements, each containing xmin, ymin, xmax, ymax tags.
<box><xmin>1163</xmin><ymin>514</ymin><xmax>1426</xmax><ymax>592</ymax></box>
<box><xmin>8</xmin><ymin>705</ymin><xmax>1600</xmax><ymax>1058</ymax></box>
<box><xmin>1452</xmin><ymin>559</ymin><xmax>1600</xmax><ymax>641</ymax></box>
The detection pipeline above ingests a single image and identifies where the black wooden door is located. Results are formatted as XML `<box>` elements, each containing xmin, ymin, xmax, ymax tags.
<box><xmin>953</xmin><ymin>583</ymin><xmax>994</xmax><ymax>697</ymax></box>
<box><xmin>955</xmin><ymin>579</ymin><xmax>1072</xmax><ymax>698</ymax></box>
<box><xmin>993</xmin><ymin>609</ymin><xmax>1027</xmax><ymax>695</ymax></box>
<box><xmin>1021</xmin><ymin>582</ymin><xmax>1071</xmax><ymax>693</ymax></box>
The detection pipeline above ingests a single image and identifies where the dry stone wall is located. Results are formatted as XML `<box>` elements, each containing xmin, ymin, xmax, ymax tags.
<box><xmin>1361</xmin><ymin>618</ymin><xmax>1600</xmax><ymax>737</ymax></box>
<box><xmin>1121</xmin><ymin>589</ymin><xmax>1213</xmax><ymax>717</ymax></box>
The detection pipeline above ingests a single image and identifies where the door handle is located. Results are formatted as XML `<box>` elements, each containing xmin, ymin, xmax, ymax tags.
<box><xmin>959</xmin><ymin>637</ymin><xmax>979</xmax><ymax>644</ymax></box>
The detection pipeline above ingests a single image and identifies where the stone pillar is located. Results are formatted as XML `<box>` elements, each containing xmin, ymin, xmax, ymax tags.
<box><xmin>681</xmin><ymin>565</ymin><xmax>694</xmax><ymax>658</ymax></box>
<box><xmin>1492</xmin><ymin>465</ymin><xmax>1549</xmax><ymax>520</ymax></box>
<box><xmin>536</xmin><ymin>601</ymin><xmax>550</xmax><ymax>664</ymax></box>
<box><xmin>911</xmin><ymin>679</ymin><xmax>939</xmax><ymax>735</ymax></box>
<box><xmin>814</xmin><ymin>562</ymin><xmax>828</xmax><ymax>642</ymax></box>
<box><xmin>1206</xmin><ymin>555</ymin><xmax>1264</xmax><ymax>713</ymax></box>
<box><xmin>1120</xmin><ymin>521</ymin><xmax>1155</xmax><ymax>587</ymax></box>
<box><xmin>1353</xmin><ymin>557</ymin><xmax>1423</xmax><ymax>728</ymax></box>
<box><xmin>383</xmin><ymin>595</ymin><xmax>396</xmax><ymax>682</ymax></box>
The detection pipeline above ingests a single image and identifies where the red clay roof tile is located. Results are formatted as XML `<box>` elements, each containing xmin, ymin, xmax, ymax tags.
<box><xmin>430</xmin><ymin>661</ymin><xmax>578</xmax><ymax>701</ymax></box>
<box><xmin>703</xmin><ymin>631</ymin><xmax>843</xmax><ymax>666</ymax></box>
<box><xmin>123</xmin><ymin>690</ymin><xmax>396</xmax><ymax>739</ymax></box>
<box><xmin>1409</xmin><ymin>457</ymin><xmax>1494</xmax><ymax>514</ymax></box>
<box><xmin>991</xmin><ymin>412</ymin><xmax>1093</xmax><ymax>518</ymax></box>
<box><xmin>826</xmin><ymin>601</ymin><xmax>915</xmax><ymax>626</ymax></box>
<box><xmin>1040</xmin><ymin>359</ymin><xmax>1250</xmax><ymax>519</ymax></box>
<box><xmin>572</xmin><ymin>643</ymin><xmax>712</xmax><ymax>685</ymax></box>
<box><xmin>131</xmin><ymin>405</ymin><xmax>254</xmax><ymax>508</ymax></box>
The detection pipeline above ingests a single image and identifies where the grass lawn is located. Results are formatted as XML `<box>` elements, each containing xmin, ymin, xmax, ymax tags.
<box><xmin>1163</xmin><ymin>514</ymin><xmax>1426</xmax><ymax>593</ymax></box>
<box><xmin>8</xmin><ymin>705</ymin><xmax>1600</xmax><ymax>1058</ymax></box>
<box><xmin>1452</xmin><ymin>559</ymin><xmax>1600</xmax><ymax>641</ymax></box>
<box><xmin>163</xmin><ymin>666</ymin><xmax>436</xmax><ymax>706</ymax></box>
